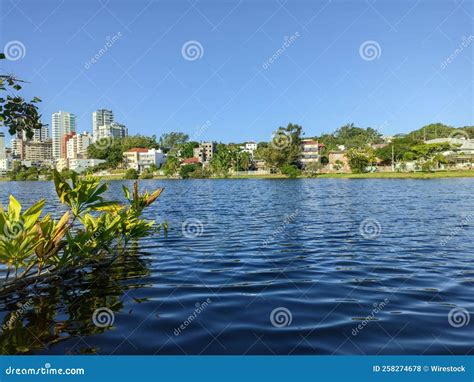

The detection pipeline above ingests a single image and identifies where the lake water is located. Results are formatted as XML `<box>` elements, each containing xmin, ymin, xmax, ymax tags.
<box><xmin>0</xmin><ymin>179</ymin><xmax>473</xmax><ymax>355</ymax></box>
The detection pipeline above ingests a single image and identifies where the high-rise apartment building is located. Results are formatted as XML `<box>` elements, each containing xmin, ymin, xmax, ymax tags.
<box><xmin>32</xmin><ymin>125</ymin><xmax>49</xmax><ymax>142</ymax></box>
<box><xmin>24</xmin><ymin>140</ymin><xmax>53</xmax><ymax>163</ymax></box>
<box><xmin>66</xmin><ymin>131</ymin><xmax>93</xmax><ymax>159</ymax></box>
<box><xmin>92</xmin><ymin>109</ymin><xmax>114</xmax><ymax>141</ymax></box>
<box><xmin>0</xmin><ymin>132</ymin><xmax>5</xmax><ymax>160</ymax></box>
<box><xmin>52</xmin><ymin>111</ymin><xmax>76</xmax><ymax>159</ymax></box>
<box><xmin>97</xmin><ymin>122</ymin><xmax>128</xmax><ymax>140</ymax></box>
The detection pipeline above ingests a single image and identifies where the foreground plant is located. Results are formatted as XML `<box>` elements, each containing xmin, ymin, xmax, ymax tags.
<box><xmin>0</xmin><ymin>171</ymin><xmax>164</xmax><ymax>290</ymax></box>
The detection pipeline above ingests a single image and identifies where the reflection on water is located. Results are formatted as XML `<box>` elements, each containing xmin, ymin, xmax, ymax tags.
<box><xmin>0</xmin><ymin>179</ymin><xmax>473</xmax><ymax>355</ymax></box>
<box><xmin>0</xmin><ymin>247</ymin><xmax>149</xmax><ymax>354</ymax></box>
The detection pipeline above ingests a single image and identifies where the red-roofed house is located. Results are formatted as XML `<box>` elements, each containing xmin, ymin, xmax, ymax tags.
<box><xmin>181</xmin><ymin>157</ymin><xmax>200</xmax><ymax>165</ymax></box>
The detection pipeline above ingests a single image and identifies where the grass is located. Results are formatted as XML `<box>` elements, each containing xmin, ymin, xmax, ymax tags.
<box><xmin>315</xmin><ymin>170</ymin><xmax>474</xmax><ymax>179</ymax></box>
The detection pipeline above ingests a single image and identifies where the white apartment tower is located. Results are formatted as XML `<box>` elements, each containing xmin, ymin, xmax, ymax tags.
<box><xmin>0</xmin><ymin>132</ymin><xmax>5</xmax><ymax>160</ymax></box>
<box><xmin>92</xmin><ymin>109</ymin><xmax>114</xmax><ymax>141</ymax></box>
<box><xmin>52</xmin><ymin>111</ymin><xmax>76</xmax><ymax>159</ymax></box>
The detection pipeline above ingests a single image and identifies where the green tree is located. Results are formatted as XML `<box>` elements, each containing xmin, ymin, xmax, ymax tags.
<box><xmin>124</xmin><ymin>169</ymin><xmax>139</xmax><ymax>179</ymax></box>
<box><xmin>375</xmin><ymin>136</ymin><xmax>419</xmax><ymax>165</ymax></box>
<box><xmin>162</xmin><ymin>155</ymin><xmax>180</xmax><ymax>176</ymax></box>
<box><xmin>259</xmin><ymin>123</ymin><xmax>304</xmax><ymax>170</ymax></box>
<box><xmin>180</xmin><ymin>164</ymin><xmax>199</xmax><ymax>179</ymax></box>
<box><xmin>210</xmin><ymin>144</ymin><xmax>239</xmax><ymax>175</ymax></box>
<box><xmin>87</xmin><ymin>135</ymin><xmax>159</xmax><ymax>168</ymax></box>
<box><xmin>406</xmin><ymin>123</ymin><xmax>455</xmax><ymax>141</ymax></box>
<box><xmin>347</xmin><ymin>147</ymin><xmax>376</xmax><ymax>173</ymax></box>
<box><xmin>0</xmin><ymin>56</ymin><xmax>44</xmax><ymax>138</ymax></box>
<box><xmin>281</xmin><ymin>164</ymin><xmax>301</xmax><ymax>178</ymax></box>
<box><xmin>237</xmin><ymin>151</ymin><xmax>252</xmax><ymax>171</ymax></box>
<box><xmin>159</xmin><ymin>132</ymin><xmax>189</xmax><ymax>152</ymax></box>
<box><xmin>179</xmin><ymin>141</ymin><xmax>199</xmax><ymax>158</ymax></box>
<box><xmin>140</xmin><ymin>168</ymin><xmax>154</xmax><ymax>179</ymax></box>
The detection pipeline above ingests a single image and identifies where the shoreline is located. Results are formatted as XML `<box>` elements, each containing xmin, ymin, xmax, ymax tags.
<box><xmin>2</xmin><ymin>170</ymin><xmax>474</xmax><ymax>182</ymax></box>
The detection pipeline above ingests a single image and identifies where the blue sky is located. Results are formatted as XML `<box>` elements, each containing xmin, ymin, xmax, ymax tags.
<box><xmin>0</xmin><ymin>0</ymin><xmax>472</xmax><ymax>144</ymax></box>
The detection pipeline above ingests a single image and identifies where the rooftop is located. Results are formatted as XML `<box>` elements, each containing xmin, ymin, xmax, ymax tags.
<box><xmin>126</xmin><ymin>148</ymin><xmax>149</xmax><ymax>153</ymax></box>
<box><xmin>182</xmin><ymin>157</ymin><xmax>200</xmax><ymax>164</ymax></box>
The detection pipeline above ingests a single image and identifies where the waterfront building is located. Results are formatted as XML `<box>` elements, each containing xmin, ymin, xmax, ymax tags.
<box><xmin>0</xmin><ymin>132</ymin><xmax>5</xmax><ymax>160</ymax></box>
<box><xmin>328</xmin><ymin>151</ymin><xmax>350</xmax><ymax>172</ymax></box>
<box><xmin>123</xmin><ymin>148</ymin><xmax>167</xmax><ymax>173</ymax></box>
<box><xmin>181</xmin><ymin>157</ymin><xmax>200</xmax><ymax>166</ymax></box>
<box><xmin>68</xmin><ymin>158</ymin><xmax>106</xmax><ymax>173</ymax></box>
<box><xmin>300</xmin><ymin>139</ymin><xmax>322</xmax><ymax>167</ymax></box>
<box><xmin>193</xmin><ymin>142</ymin><xmax>216</xmax><ymax>163</ymax></box>
<box><xmin>92</xmin><ymin>109</ymin><xmax>114</xmax><ymax>141</ymax></box>
<box><xmin>240</xmin><ymin>141</ymin><xmax>257</xmax><ymax>156</ymax></box>
<box><xmin>425</xmin><ymin>137</ymin><xmax>474</xmax><ymax>168</ymax></box>
<box><xmin>24</xmin><ymin>139</ymin><xmax>53</xmax><ymax>164</ymax></box>
<box><xmin>65</xmin><ymin>131</ymin><xmax>93</xmax><ymax>159</ymax></box>
<box><xmin>425</xmin><ymin>138</ymin><xmax>474</xmax><ymax>155</ymax></box>
<box><xmin>52</xmin><ymin>111</ymin><xmax>76</xmax><ymax>159</ymax></box>
<box><xmin>0</xmin><ymin>158</ymin><xmax>11</xmax><ymax>176</ymax></box>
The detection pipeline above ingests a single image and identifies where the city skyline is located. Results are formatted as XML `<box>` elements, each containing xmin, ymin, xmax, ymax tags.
<box><xmin>0</xmin><ymin>0</ymin><xmax>472</xmax><ymax>146</ymax></box>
